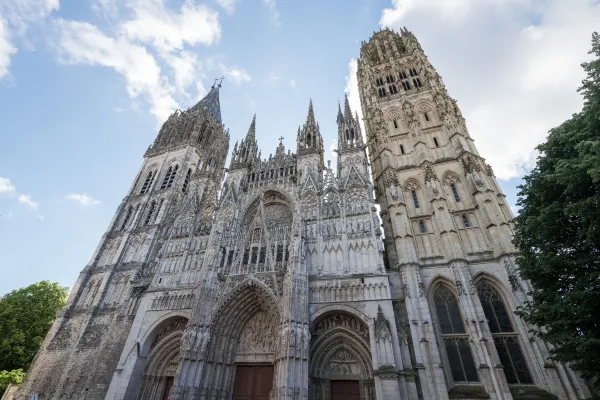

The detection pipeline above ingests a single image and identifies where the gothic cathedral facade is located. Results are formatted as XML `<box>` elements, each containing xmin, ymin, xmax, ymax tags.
<box><xmin>17</xmin><ymin>28</ymin><xmax>593</xmax><ymax>400</ymax></box>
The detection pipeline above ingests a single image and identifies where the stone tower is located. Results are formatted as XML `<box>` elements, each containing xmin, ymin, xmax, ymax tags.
<box><xmin>357</xmin><ymin>27</ymin><xmax>592</xmax><ymax>400</ymax></box>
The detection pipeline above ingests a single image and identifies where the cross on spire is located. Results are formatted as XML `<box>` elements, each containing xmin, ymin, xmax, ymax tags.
<box><xmin>279</xmin><ymin>136</ymin><xmax>284</xmax><ymax>144</ymax></box>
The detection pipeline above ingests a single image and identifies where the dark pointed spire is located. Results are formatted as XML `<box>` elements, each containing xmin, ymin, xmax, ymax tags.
<box><xmin>189</xmin><ymin>81</ymin><xmax>223</xmax><ymax>124</ymax></box>
<box><xmin>337</xmin><ymin>101</ymin><xmax>344</xmax><ymax>123</ymax></box>
<box><xmin>247</xmin><ymin>114</ymin><xmax>256</xmax><ymax>137</ymax></box>
<box><xmin>307</xmin><ymin>99</ymin><xmax>316</xmax><ymax>125</ymax></box>
<box><xmin>343</xmin><ymin>94</ymin><xmax>353</xmax><ymax>121</ymax></box>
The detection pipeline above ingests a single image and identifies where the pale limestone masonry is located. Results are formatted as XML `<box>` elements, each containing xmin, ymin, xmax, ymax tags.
<box><xmin>17</xmin><ymin>29</ymin><xmax>594</xmax><ymax>400</ymax></box>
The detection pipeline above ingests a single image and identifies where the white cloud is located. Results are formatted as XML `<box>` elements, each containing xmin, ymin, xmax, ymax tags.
<box><xmin>65</xmin><ymin>193</ymin><xmax>101</xmax><ymax>207</ymax></box>
<box><xmin>217</xmin><ymin>0</ymin><xmax>237</xmax><ymax>14</ymax></box>
<box><xmin>0</xmin><ymin>0</ymin><xmax>59</xmax><ymax>80</ymax></box>
<box><xmin>121</xmin><ymin>1</ymin><xmax>221</xmax><ymax>53</ymax></box>
<box><xmin>344</xmin><ymin>58</ymin><xmax>365</xmax><ymax>135</ymax></box>
<box><xmin>261</xmin><ymin>0</ymin><xmax>281</xmax><ymax>26</ymax></box>
<box><xmin>53</xmin><ymin>1</ymin><xmax>232</xmax><ymax>124</ymax></box>
<box><xmin>379</xmin><ymin>0</ymin><xmax>600</xmax><ymax>179</ymax></box>
<box><xmin>0</xmin><ymin>17</ymin><xmax>16</xmax><ymax>79</ymax></box>
<box><xmin>18</xmin><ymin>194</ymin><xmax>38</xmax><ymax>210</ymax></box>
<box><xmin>0</xmin><ymin>177</ymin><xmax>16</xmax><ymax>195</ymax></box>
<box><xmin>220</xmin><ymin>64</ymin><xmax>251</xmax><ymax>83</ymax></box>
<box><xmin>290</xmin><ymin>79</ymin><xmax>296</xmax><ymax>88</ymax></box>
<box><xmin>55</xmin><ymin>19</ymin><xmax>179</xmax><ymax>122</ymax></box>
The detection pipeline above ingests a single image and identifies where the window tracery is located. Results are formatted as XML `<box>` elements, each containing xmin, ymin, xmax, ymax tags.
<box><xmin>477</xmin><ymin>281</ymin><xmax>532</xmax><ymax>384</ymax></box>
<box><xmin>433</xmin><ymin>285</ymin><xmax>479</xmax><ymax>383</ymax></box>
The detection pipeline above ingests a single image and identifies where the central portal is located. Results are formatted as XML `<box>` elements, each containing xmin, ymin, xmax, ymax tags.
<box><xmin>233</xmin><ymin>365</ymin><xmax>274</xmax><ymax>400</ymax></box>
<box><xmin>331</xmin><ymin>380</ymin><xmax>360</xmax><ymax>400</ymax></box>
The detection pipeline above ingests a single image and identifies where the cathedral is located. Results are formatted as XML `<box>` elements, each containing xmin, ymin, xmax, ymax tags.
<box><xmin>17</xmin><ymin>28</ymin><xmax>593</xmax><ymax>400</ymax></box>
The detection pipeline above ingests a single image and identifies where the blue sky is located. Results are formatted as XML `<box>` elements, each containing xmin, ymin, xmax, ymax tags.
<box><xmin>0</xmin><ymin>0</ymin><xmax>597</xmax><ymax>295</ymax></box>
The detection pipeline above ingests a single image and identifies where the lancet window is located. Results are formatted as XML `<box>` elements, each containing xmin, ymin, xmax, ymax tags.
<box><xmin>120</xmin><ymin>206</ymin><xmax>134</xmax><ymax>230</ymax></box>
<box><xmin>145</xmin><ymin>201</ymin><xmax>157</xmax><ymax>225</ymax></box>
<box><xmin>182</xmin><ymin>168</ymin><xmax>192</xmax><ymax>192</ymax></box>
<box><xmin>433</xmin><ymin>285</ymin><xmax>479</xmax><ymax>383</ymax></box>
<box><xmin>140</xmin><ymin>170</ymin><xmax>156</xmax><ymax>194</ymax></box>
<box><xmin>477</xmin><ymin>281</ymin><xmax>532</xmax><ymax>384</ymax></box>
<box><xmin>161</xmin><ymin>165</ymin><xmax>179</xmax><ymax>189</ymax></box>
<box><xmin>411</xmin><ymin>190</ymin><xmax>420</xmax><ymax>208</ymax></box>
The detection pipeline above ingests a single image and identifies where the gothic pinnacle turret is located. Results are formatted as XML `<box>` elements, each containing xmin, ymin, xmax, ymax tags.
<box><xmin>297</xmin><ymin>99</ymin><xmax>323</xmax><ymax>156</ymax></box>
<box><xmin>337</xmin><ymin>94</ymin><xmax>363</xmax><ymax>151</ymax></box>
<box><xmin>230</xmin><ymin>114</ymin><xmax>259</xmax><ymax>170</ymax></box>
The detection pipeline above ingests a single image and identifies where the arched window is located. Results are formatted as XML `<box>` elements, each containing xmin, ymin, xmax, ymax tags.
<box><xmin>140</xmin><ymin>170</ymin><xmax>156</xmax><ymax>194</ymax></box>
<box><xmin>167</xmin><ymin>165</ymin><xmax>179</xmax><ymax>187</ymax></box>
<box><xmin>411</xmin><ymin>190</ymin><xmax>420</xmax><ymax>209</ymax></box>
<box><xmin>434</xmin><ymin>285</ymin><xmax>479</xmax><ymax>383</ymax></box>
<box><xmin>477</xmin><ymin>281</ymin><xmax>532</xmax><ymax>384</ymax></box>
<box><xmin>450</xmin><ymin>183</ymin><xmax>461</xmax><ymax>202</ymax></box>
<box><xmin>161</xmin><ymin>166</ymin><xmax>172</xmax><ymax>189</ymax></box>
<box><xmin>419</xmin><ymin>220</ymin><xmax>426</xmax><ymax>233</ymax></box>
<box><xmin>182</xmin><ymin>168</ymin><xmax>192</xmax><ymax>192</ymax></box>
<box><xmin>462</xmin><ymin>214</ymin><xmax>471</xmax><ymax>228</ymax></box>
<box><xmin>120</xmin><ymin>206</ymin><xmax>133</xmax><ymax>230</ymax></box>
<box><xmin>145</xmin><ymin>201</ymin><xmax>157</xmax><ymax>225</ymax></box>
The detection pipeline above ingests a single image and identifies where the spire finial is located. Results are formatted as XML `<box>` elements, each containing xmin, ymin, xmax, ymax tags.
<box><xmin>218</xmin><ymin>76</ymin><xmax>225</xmax><ymax>87</ymax></box>
<box><xmin>279</xmin><ymin>136</ymin><xmax>284</xmax><ymax>144</ymax></box>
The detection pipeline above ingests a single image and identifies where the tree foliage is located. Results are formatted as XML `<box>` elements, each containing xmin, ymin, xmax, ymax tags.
<box><xmin>0</xmin><ymin>369</ymin><xmax>25</xmax><ymax>394</ymax></box>
<box><xmin>514</xmin><ymin>32</ymin><xmax>600</xmax><ymax>391</ymax></box>
<box><xmin>0</xmin><ymin>281</ymin><xmax>68</xmax><ymax>372</ymax></box>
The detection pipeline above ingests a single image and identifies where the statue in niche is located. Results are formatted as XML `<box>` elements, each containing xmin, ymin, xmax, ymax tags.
<box><xmin>389</xmin><ymin>183</ymin><xmax>399</xmax><ymax>201</ymax></box>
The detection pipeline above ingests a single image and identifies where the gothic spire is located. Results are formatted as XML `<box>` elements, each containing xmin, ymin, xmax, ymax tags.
<box><xmin>297</xmin><ymin>99</ymin><xmax>323</xmax><ymax>157</ymax></box>
<box><xmin>247</xmin><ymin>114</ymin><xmax>256</xmax><ymax>138</ymax></box>
<box><xmin>337</xmin><ymin>93</ymin><xmax>363</xmax><ymax>151</ymax></box>
<box><xmin>189</xmin><ymin>81</ymin><xmax>223</xmax><ymax>125</ymax></box>
<box><xmin>343</xmin><ymin>94</ymin><xmax>353</xmax><ymax>121</ymax></box>
<box><xmin>337</xmin><ymin>101</ymin><xmax>344</xmax><ymax>124</ymax></box>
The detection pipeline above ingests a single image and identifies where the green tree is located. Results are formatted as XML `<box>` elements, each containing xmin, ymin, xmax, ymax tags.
<box><xmin>514</xmin><ymin>32</ymin><xmax>600</xmax><ymax>392</ymax></box>
<box><xmin>0</xmin><ymin>281</ymin><xmax>68</xmax><ymax>372</ymax></box>
<box><xmin>0</xmin><ymin>369</ymin><xmax>25</xmax><ymax>394</ymax></box>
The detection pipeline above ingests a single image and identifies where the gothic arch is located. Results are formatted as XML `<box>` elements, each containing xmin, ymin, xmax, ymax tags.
<box><xmin>196</xmin><ymin>279</ymin><xmax>281</xmax><ymax>397</ymax></box>
<box><xmin>403</xmin><ymin>177</ymin><xmax>421</xmax><ymax>192</ymax></box>
<box><xmin>425</xmin><ymin>273</ymin><xmax>455</xmax><ymax>297</ymax></box>
<box><xmin>240</xmin><ymin>188</ymin><xmax>295</xmax><ymax>227</ymax></box>
<box><xmin>442</xmin><ymin>170</ymin><xmax>461</xmax><ymax>185</ymax></box>
<box><xmin>310</xmin><ymin>310</ymin><xmax>374</xmax><ymax>400</ymax></box>
<box><xmin>135</xmin><ymin>316</ymin><xmax>188</xmax><ymax>400</ymax></box>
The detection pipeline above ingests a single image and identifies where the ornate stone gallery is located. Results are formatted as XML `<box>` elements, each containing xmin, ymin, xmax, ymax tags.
<box><xmin>17</xmin><ymin>29</ymin><xmax>593</xmax><ymax>400</ymax></box>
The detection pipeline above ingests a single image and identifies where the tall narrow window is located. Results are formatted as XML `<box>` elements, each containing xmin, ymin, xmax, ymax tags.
<box><xmin>140</xmin><ymin>170</ymin><xmax>156</xmax><ymax>194</ymax></box>
<box><xmin>144</xmin><ymin>201</ymin><xmax>156</xmax><ymax>225</ymax></box>
<box><xmin>250</xmin><ymin>247</ymin><xmax>258</xmax><ymax>263</ymax></box>
<box><xmin>409</xmin><ymin>67</ymin><xmax>418</xmax><ymax>77</ymax></box>
<box><xmin>393</xmin><ymin>119</ymin><xmax>398</xmax><ymax>129</ymax></box>
<box><xmin>419</xmin><ymin>220</ymin><xmax>426</xmax><ymax>233</ymax></box>
<box><xmin>401</xmin><ymin>80</ymin><xmax>410</xmax><ymax>90</ymax></box>
<box><xmin>242</xmin><ymin>248</ymin><xmax>249</xmax><ymax>265</ymax></box>
<box><xmin>227</xmin><ymin>250</ymin><xmax>234</xmax><ymax>266</ymax></box>
<box><xmin>400</xmin><ymin>144</ymin><xmax>405</xmax><ymax>154</ymax></box>
<box><xmin>182</xmin><ymin>168</ymin><xmax>192</xmax><ymax>192</ymax></box>
<box><xmin>121</xmin><ymin>206</ymin><xmax>133</xmax><ymax>230</ymax></box>
<box><xmin>276</xmin><ymin>244</ymin><xmax>284</xmax><ymax>262</ymax></box>
<box><xmin>411</xmin><ymin>190</ymin><xmax>420</xmax><ymax>208</ymax></box>
<box><xmin>433</xmin><ymin>137</ymin><xmax>439</xmax><ymax>147</ymax></box>
<box><xmin>259</xmin><ymin>246</ymin><xmax>266</xmax><ymax>263</ymax></box>
<box><xmin>462</xmin><ymin>214</ymin><xmax>471</xmax><ymax>228</ymax></box>
<box><xmin>389</xmin><ymin>84</ymin><xmax>398</xmax><ymax>94</ymax></box>
<box><xmin>450</xmin><ymin>183</ymin><xmax>461</xmax><ymax>202</ymax></box>
<box><xmin>413</xmin><ymin>78</ymin><xmax>423</xmax><ymax>88</ymax></box>
<box><xmin>434</xmin><ymin>286</ymin><xmax>479</xmax><ymax>383</ymax></box>
<box><xmin>166</xmin><ymin>165</ymin><xmax>178</xmax><ymax>188</ymax></box>
<box><xmin>477</xmin><ymin>282</ymin><xmax>533</xmax><ymax>384</ymax></box>
<box><xmin>424</xmin><ymin>112</ymin><xmax>430</xmax><ymax>122</ymax></box>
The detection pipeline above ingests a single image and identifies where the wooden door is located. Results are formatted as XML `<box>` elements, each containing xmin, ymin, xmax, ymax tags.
<box><xmin>330</xmin><ymin>380</ymin><xmax>360</xmax><ymax>400</ymax></box>
<box><xmin>233</xmin><ymin>365</ymin><xmax>274</xmax><ymax>400</ymax></box>
<box><xmin>162</xmin><ymin>376</ymin><xmax>174</xmax><ymax>400</ymax></box>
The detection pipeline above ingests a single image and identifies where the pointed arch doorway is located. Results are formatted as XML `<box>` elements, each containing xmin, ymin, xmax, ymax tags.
<box><xmin>310</xmin><ymin>311</ymin><xmax>375</xmax><ymax>400</ymax></box>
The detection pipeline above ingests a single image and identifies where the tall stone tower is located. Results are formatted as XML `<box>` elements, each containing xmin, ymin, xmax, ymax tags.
<box><xmin>357</xmin><ymin>27</ymin><xmax>592</xmax><ymax>400</ymax></box>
